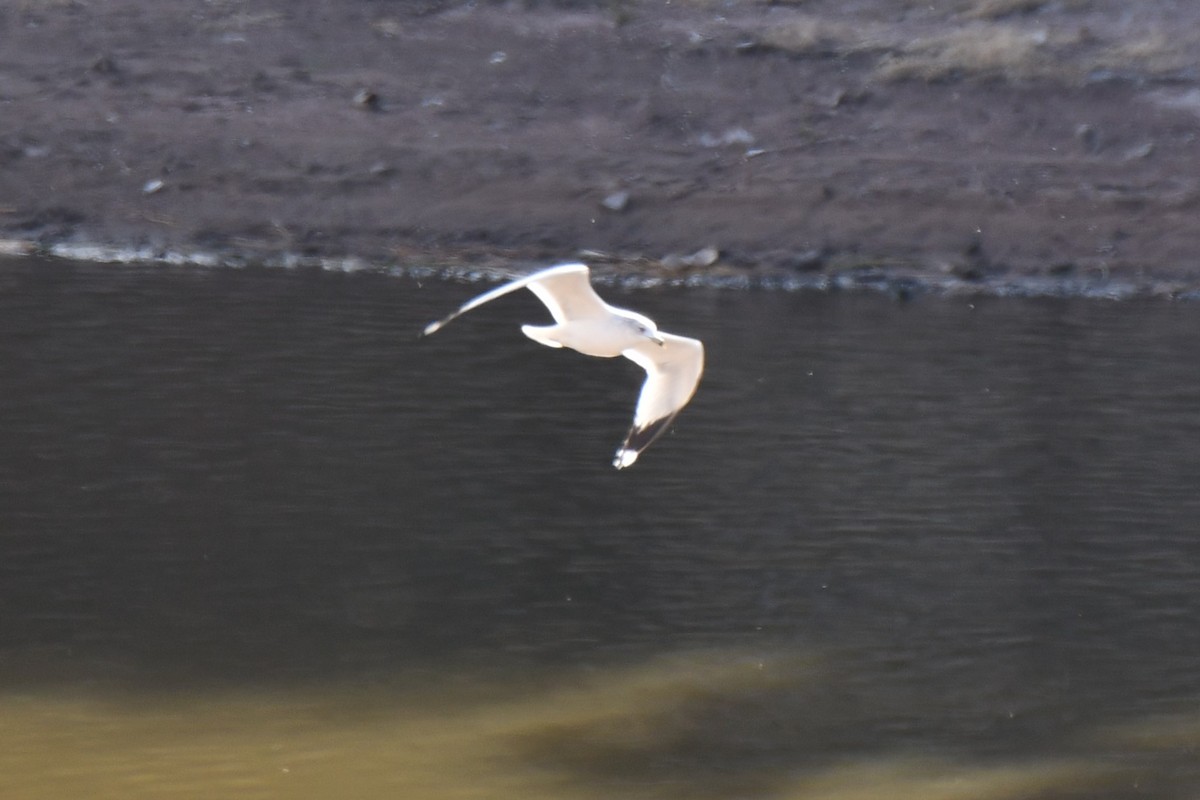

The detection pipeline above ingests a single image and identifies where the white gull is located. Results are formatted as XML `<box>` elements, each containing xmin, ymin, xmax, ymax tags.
<box><xmin>423</xmin><ymin>263</ymin><xmax>704</xmax><ymax>468</ymax></box>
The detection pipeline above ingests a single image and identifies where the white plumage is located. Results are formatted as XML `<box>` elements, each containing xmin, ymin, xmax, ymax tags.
<box><xmin>423</xmin><ymin>263</ymin><xmax>704</xmax><ymax>468</ymax></box>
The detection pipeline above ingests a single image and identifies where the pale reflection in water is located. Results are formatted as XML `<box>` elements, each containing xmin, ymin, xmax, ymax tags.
<box><xmin>1</xmin><ymin>257</ymin><xmax>1199</xmax><ymax>797</ymax></box>
<box><xmin>2</xmin><ymin>650</ymin><xmax>1188</xmax><ymax>799</ymax></box>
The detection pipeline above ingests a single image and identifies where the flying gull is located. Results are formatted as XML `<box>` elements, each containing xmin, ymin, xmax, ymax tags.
<box><xmin>423</xmin><ymin>263</ymin><xmax>704</xmax><ymax>468</ymax></box>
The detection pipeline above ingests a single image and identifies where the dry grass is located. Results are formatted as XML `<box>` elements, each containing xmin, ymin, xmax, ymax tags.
<box><xmin>875</xmin><ymin>24</ymin><xmax>1064</xmax><ymax>82</ymax></box>
<box><xmin>1096</xmin><ymin>28</ymin><xmax>1200</xmax><ymax>75</ymax></box>
<box><xmin>754</xmin><ymin>16</ymin><xmax>890</xmax><ymax>58</ymax></box>
<box><xmin>752</xmin><ymin>15</ymin><xmax>1072</xmax><ymax>82</ymax></box>
<box><xmin>201</xmin><ymin>10</ymin><xmax>285</xmax><ymax>32</ymax></box>
<box><xmin>959</xmin><ymin>0</ymin><xmax>1050</xmax><ymax>20</ymax></box>
<box><xmin>750</xmin><ymin>3</ymin><xmax>1200</xmax><ymax>85</ymax></box>
<box><xmin>192</xmin><ymin>0</ymin><xmax>285</xmax><ymax>32</ymax></box>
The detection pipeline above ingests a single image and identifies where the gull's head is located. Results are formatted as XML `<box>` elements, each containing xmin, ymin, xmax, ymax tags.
<box><xmin>624</xmin><ymin>312</ymin><xmax>664</xmax><ymax>346</ymax></box>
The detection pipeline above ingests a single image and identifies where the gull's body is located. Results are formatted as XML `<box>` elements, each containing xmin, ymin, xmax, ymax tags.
<box><xmin>422</xmin><ymin>263</ymin><xmax>704</xmax><ymax>468</ymax></box>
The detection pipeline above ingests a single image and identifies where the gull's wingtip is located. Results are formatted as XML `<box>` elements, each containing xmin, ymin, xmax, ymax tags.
<box><xmin>612</xmin><ymin>448</ymin><xmax>639</xmax><ymax>469</ymax></box>
<box><xmin>422</xmin><ymin>319</ymin><xmax>446</xmax><ymax>337</ymax></box>
<box><xmin>612</xmin><ymin>413</ymin><xmax>679</xmax><ymax>469</ymax></box>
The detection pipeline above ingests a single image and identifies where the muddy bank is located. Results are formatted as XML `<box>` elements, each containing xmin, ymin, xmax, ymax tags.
<box><xmin>2</xmin><ymin>1</ymin><xmax>1199</xmax><ymax>294</ymax></box>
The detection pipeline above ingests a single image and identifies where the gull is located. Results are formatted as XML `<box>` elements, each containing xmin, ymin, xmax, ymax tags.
<box><xmin>423</xmin><ymin>263</ymin><xmax>704</xmax><ymax>468</ymax></box>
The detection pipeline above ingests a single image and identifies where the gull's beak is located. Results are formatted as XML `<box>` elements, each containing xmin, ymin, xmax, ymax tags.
<box><xmin>651</xmin><ymin>332</ymin><xmax>665</xmax><ymax>346</ymax></box>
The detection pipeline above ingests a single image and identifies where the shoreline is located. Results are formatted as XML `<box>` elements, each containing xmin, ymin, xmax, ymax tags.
<box><xmin>4</xmin><ymin>2</ymin><xmax>1200</xmax><ymax>300</ymax></box>
<box><xmin>5</xmin><ymin>235</ymin><xmax>1198</xmax><ymax>302</ymax></box>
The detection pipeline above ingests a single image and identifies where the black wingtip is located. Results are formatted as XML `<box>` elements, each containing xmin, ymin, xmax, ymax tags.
<box><xmin>612</xmin><ymin>413</ymin><xmax>678</xmax><ymax>469</ymax></box>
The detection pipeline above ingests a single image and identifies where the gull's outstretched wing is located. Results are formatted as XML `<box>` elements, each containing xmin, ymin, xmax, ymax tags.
<box><xmin>422</xmin><ymin>262</ymin><xmax>608</xmax><ymax>336</ymax></box>
<box><xmin>614</xmin><ymin>332</ymin><xmax>704</xmax><ymax>469</ymax></box>
<box><xmin>525</xmin><ymin>265</ymin><xmax>610</xmax><ymax>324</ymax></box>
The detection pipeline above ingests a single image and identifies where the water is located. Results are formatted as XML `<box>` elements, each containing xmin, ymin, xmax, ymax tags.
<box><xmin>1</xmin><ymin>256</ymin><xmax>1198</xmax><ymax>798</ymax></box>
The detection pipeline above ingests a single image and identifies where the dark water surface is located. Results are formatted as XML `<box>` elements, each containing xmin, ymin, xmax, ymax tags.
<box><xmin>1</xmin><ymin>256</ymin><xmax>1198</xmax><ymax>798</ymax></box>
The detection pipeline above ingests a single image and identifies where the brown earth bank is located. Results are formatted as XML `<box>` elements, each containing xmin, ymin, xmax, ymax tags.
<box><xmin>2</xmin><ymin>0</ymin><xmax>1200</xmax><ymax>295</ymax></box>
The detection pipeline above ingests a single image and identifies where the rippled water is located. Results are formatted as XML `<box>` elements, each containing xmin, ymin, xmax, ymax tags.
<box><xmin>1</xmin><ymin>256</ymin><xmax>1198</xmax><ymax>798</ymax></box>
